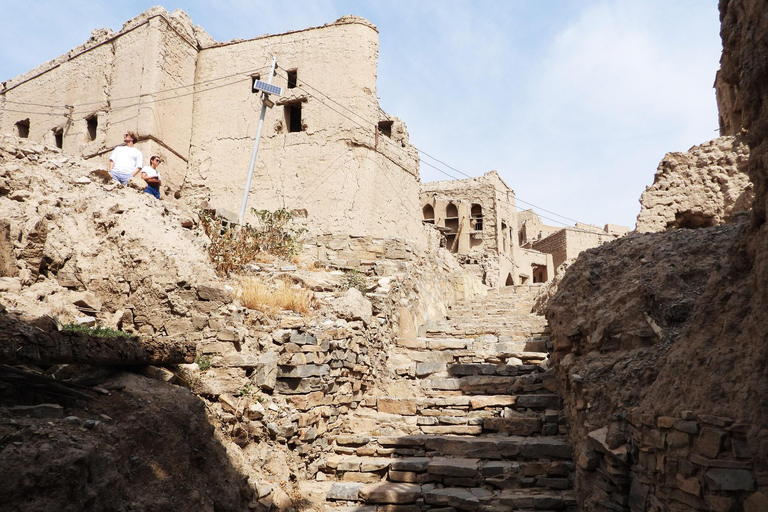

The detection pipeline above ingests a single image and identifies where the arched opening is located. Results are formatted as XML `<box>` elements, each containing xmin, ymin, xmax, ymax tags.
<box><xmin>505</xmin><ymin>273</ymin><xmax>515</xmax><ymax>286</ymax></box>
<box><xmin>471</xmin><ymin>204</ymin><xmax>483</xmax><ymax>231</ymax></box>
<box><xmin>501</xmin><ymin>222</ymin><xmax>509</xmax><ymax>253</ymax></box>
<box><xmin>445</xmin><ymin>202</ymin><xmax>459</xmax><ymax>238</ymax></box>
<box><xmin>422</xmin><ymin>204</ymin><xmax>434</xmax><ymax>224</ymax></box>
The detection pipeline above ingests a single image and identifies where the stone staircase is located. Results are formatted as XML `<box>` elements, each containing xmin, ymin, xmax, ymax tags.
<box><xmin>319</xmin><ymin>285</ymin><xmax>577</xmax><ymax>512</ymax></box>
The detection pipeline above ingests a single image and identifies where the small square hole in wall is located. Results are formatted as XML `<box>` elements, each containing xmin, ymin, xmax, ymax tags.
<box><xmin>251</xmin><ymin>74</ymin><xmax>261</xmax><ymax>92</ymax></box>
<box><xmin>378</xmin><ymin>120</ymin><xmax>393</xmax><ymax>138</ymax></box>
<box><xmin>54</xmin><ymin>128</ymin><xmax>63</xmax><ymax>149</ymax></box>
<box><xmin>86</xmin><ymin>115</ymin><xmax>98</xmax><ymax>141</ymax></box>
<box><xmin>285</xmin><ymin>102</ymin><xmax>303</xmax><ymax>132</ymax></box>
<box><xmin>15</xmin><ymin>119</ymin><xmax>30</xmax><ymax>138</ymax></box>
<box><xmin>287</xmin><ymin>69</ymin><xmax>298</xmax><ymax>89</ymax></box>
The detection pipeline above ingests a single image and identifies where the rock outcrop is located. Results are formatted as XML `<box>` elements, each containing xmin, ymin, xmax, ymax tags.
<box><xmin>546</xmin><ymin>0</ymin><xmax>768</xmax><ymax>510</ymax></box>
<box><xmin>636</xmin><ymin>136</ymin><xmax>752</xmax><ymax>232</ymax></box>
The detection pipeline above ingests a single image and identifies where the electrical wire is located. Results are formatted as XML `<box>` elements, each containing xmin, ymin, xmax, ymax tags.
<box><xmin>275</xmin><ymin>68</ymin><xmax>595</xmax><ymax>229</ymax></box>
<box><xmin>2</xmin><ymin>66</ymin><xmax>270</xmax><ymax>115</ymax></box>
<box><xmin>4</xmin><ymin>60</ymin><xmax>600</xmax><ymax>232</ymax></box>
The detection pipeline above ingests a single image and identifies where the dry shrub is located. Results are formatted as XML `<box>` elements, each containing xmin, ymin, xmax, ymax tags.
<box><xmin>199</xmin><ymin>208</ymin><xmax>306</xmax><ymax>276</ymax></box>
<box><xmin>238</xmin><ymin>277</ymin><xmax>312</xmax><ymax>314</ymax></box>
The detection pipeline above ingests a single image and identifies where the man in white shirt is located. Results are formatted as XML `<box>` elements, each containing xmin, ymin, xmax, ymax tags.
<box><xmin>137</xmin><ymin>156</ymin><xmax>162</xmax><ymax>199</ymax></box>
<box><xmin>109</xmin><ymin>131</ymin><xmax>142</xmax><ymax>185</ymax></box>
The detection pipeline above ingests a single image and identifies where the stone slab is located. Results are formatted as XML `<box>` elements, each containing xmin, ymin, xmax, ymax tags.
<box><xmin>359</xmin><ymin>483</ymin><xmax>422</xmax><ymax>504</ymax></box>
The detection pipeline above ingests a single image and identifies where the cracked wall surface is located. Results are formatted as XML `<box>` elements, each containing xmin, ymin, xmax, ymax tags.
<box><xmin>636</xmin><ymin>135</ymin><xmax>752</xmax><ymax>233</ymax></box>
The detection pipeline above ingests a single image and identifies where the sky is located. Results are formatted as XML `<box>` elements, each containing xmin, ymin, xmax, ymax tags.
<box><xmin>0</xmin><ymin>1</ymin><xmax>723</xmax><ymax>229</ymax></box>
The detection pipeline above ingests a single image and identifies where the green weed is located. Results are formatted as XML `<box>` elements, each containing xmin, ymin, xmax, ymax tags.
<box><xmin>61</xmin><ymin>323</ymin><xmax>134</xmax><ymax>339</ymax></box>
<box><xmin>194</xmin><ymin>354</ymin><xmax>212</xmax><ymax>372</ymax></box>
<box><xmin>342</xmin><ymin>269</ymin><xmax>368</xmax><ymax>293</ymax></box>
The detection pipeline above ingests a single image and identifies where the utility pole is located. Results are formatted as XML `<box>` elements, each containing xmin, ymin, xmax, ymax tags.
<box><xmin>239</xmin><ymin>56</ymin><xmax>281</xmax><ymax>225</ymax></box>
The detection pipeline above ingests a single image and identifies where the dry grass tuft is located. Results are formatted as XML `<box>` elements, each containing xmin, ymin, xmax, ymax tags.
<box><xmin>238</xmin><ymin>276</ymin><xmax>312</xmax><ymax>314</ymax></box>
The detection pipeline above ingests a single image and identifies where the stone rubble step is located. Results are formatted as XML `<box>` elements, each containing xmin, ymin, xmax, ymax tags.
<box><xmin>372</xmin><ymin>394</ymin><xmax>561</xmax><ymax>414</ymax></box>
<box><xmin>371</xmin><ymin>435</ymin><xmax>573</xmax><ymax>461</ymax></box>
<box><xmin>326</xmin><ymin>483</ymin><xmax>578</xmax><ymax>511</ymax></box>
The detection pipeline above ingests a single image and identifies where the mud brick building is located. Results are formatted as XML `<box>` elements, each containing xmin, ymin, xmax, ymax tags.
<box><xmin>420</xmin><ymin>171</ymin><xmax>554</xmax><ymax>287</ymax></box>
<box><xmin>0</xmin><ymin>8</ymin><xmax>424</xmax><ymax>243</ymax></box>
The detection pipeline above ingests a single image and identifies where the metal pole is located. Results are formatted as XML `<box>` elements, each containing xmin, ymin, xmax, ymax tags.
<box><xmin>239</xmin><ymin>56</ymin><xmax>277</xmax><ymax>225</ymax></box>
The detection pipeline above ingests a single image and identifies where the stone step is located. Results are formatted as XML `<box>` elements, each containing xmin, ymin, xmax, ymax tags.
<box><xmin>424</xmin><ymin>326</ymin><xmax>548</xmax><ymax>338</ymax></box>
<box><xmin>326</xmin><ymin>483</ymin><xmax>577</xmax><ymax>511</ymax></box>
<box><xmin>372</xmin><ymin>435</ymin><xmax>573</xmax><ymax>461</ymax></box>
<box><xmin>395</xmin><ymin>338</ymin><xmax>549</xmax><ymax>360</ymax></box>
<box><xmin>374</xmin><ymin>393</ymin><xmax>560</xmax><ymax>413</ymax></box>
<box><xmin>331</xmin><ymin>435</ymin><xmax>573</xmax><ymax>461</ymax></box>
<box><xmin>341</xmin><ymin>401</ymin><xmax>564</xmax><ymax>438</ymax></box>
<box><xmin>419</xmin><ymin>375</ymin><xmax>559</xmax><ymax>396</ymax></box>
<box><xmin>323</xmin><ymin>455</ymin><xmax>574</xmax><ymax>491</ymax></box>
<box><xmin>446</xmin><ymin>307</ymin><xmax>541</xmax><ymax>315</ymax></box>
<box><xmin>390</xmin><ymin>357</ymin><xmax>552</xmax><ymax>381</ymax></box>
<box><xmin>321</xmin><ymin>456</ymin><xmax>574</xmax><ymax>490</ymax></box>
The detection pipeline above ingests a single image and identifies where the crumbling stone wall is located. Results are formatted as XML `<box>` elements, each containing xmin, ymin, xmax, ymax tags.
<box><xmin>636</xmin><ymin>136</ymin><xmax>752</xmax><ymax>233</ymax></box>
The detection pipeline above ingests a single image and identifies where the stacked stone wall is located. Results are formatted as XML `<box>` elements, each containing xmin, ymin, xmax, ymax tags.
<box><xmin>581</xmin><ymin>411</ymin><xmax>761</xmax><ymax>512</ymax></box>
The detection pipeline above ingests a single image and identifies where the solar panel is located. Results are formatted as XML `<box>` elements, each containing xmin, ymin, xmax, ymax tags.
<box><xmin>253</xmin><ymin>80</ymin><xmax>283</xmax><ymax>96</ymax></box>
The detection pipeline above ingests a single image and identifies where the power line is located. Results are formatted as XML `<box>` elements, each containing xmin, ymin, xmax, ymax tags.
<box><xmin>0</xmin><ymin>108</ymin><xmax>65</xmax><ymax>117</ymax></box>
<box><xmin>2</xmin><ymin>66</ymin><xmax>269</xmax><ymax>114</ymax></box>
<box><xmin>277</xmin><ymin>68</ymin><xmax>592</xmax><ymax>229</ymax></box>
<box><xmin>4</xmin><ymin>60</ymin><xmax>595</xmax><ymax>231</ymax></box>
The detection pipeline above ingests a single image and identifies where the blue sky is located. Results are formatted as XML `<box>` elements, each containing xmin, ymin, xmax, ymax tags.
<box><xmin>0</xmin><ymin>1</ymin><xmax>722</xmax><ymax>229</ymax></box>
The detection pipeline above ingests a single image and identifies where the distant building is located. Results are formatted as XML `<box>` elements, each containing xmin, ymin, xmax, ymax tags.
<box><xmin>420</xmin><ymin>171</ymin><xmax>553</xmax><ymax>286</ymax></box>
<box><xmin>519</xmin><ymin>209</ymin><xmax>630</xmax><ymax>271</ymax></box>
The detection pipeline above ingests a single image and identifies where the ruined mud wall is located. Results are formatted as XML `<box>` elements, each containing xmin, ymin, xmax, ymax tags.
<box><xmin>0</xmin><ymin>7</ymin><xmax>199</xmax><ymax>191</ymax></box>
<box><xmin>187</xmin><ymin>17</ymin><xmax>425</xmax><ymax>244</ymax></box>
<box><xmin>532</xmin><ymin>228</ymin><xmax>612</xmax><ymax>271</ymax></box>
<box><xmin>545</xmin><ymin>1</ymin><xmax>768</xmax><ymax>510</ymax></box>
<box><xmin>636</xmin><ymin>136</ymin><xmax>752</xmax><ymax>233</ymax></box>
<box><xmin>2</xmin><ymin>9</ymin><xmax>425</xmax><ymax>245</ymax></box>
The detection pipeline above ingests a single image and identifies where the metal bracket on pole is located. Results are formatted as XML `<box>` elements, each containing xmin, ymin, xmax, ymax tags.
<box><xmin>239</xmin><ymin>56</ymin><xmax>279</xmax><ymax>225</ymax></box>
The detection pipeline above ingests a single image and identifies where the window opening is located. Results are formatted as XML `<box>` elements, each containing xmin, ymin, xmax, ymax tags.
<box><xmin>285</xmin><ymin>103</ymin><xmax>303</xmax><ymax>132</ymax></box>
<box><xmin>422</xmin><ymin>204</ymin><xmax>434</xmax><ymax>224</ymax></box>
<box><xmin>15</xmin><ymin>119</ymin><xmax>30</xmax><ymax>138</ymax></box>
<box><xmin>471</xmin><ymin>204</ymin><xmax>483</xmax><ymax>231</ymax></box>
<box><xmin>378</xmin><ymin>120</ymin><xmax>393</xmax><ymax>138</ymax></box>
<box><xmin>86</xmin><ymin>115</ymin><xmax>98</xmax><ymax>141</ymax></box>
<box><xmin>532</xmin><ymin>265</ymin><xmax>547</xmax><ymax>283</ymax></box>
<box><xmin>501</xmin><ymin>222</ymin><xmax>509</xmax><ymax>253</ymax></box>
<box><xmin>445</xmin><ymin>234</ymin><xmax>458</xmax><ymax>254</ymax></box>
<box><xmin>54</xmin><ymin>128</ymin><xmax>63</xmax><ymax>149</ymax></box>
<box><xmin>250</xmin><ymin>74</ymin><xmax>261</xmax><ymax>93</ymax></box>
<box><xmin>287</xmin><ymin>69</ymin><xmax>298</xmax><ymax>89</ymax></box>
<box><xmin>506</xmin><ymin>273</ymin><xmax>515</xmax><ymax>286</ymax></box>
<box><xmin>445</xmin><ymin>203</ymin><xmax>458</xmax><ymax>219</ymax></box>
